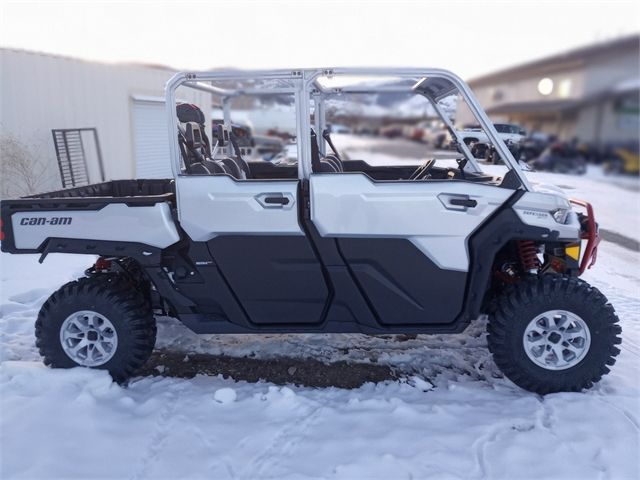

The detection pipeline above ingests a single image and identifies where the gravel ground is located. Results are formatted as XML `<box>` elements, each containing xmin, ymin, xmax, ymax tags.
<box><xmin>138</xmin><ymin>349</ymin><xmax>397</xmax><ymax>388</ymax></box>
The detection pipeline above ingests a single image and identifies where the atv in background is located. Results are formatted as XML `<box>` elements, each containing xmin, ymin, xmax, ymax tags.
<box><xmin>484</xmin><ymin>139</ymin><xmax>522</xmax><ymax>164</ymax></box>
<box><xmin>518</xmin><ymin>132</ymin><xmax>557</xmax><ymax>162</ymax></box>
<box><xmin>529</xmin><ymin>142</ymin><xmax>587</xmax><ymax>175</ymax></box>
<box><xmin>459</xmin><ymin>122</ymin><xmax>526</xmax><ymax>159</ymax></box>
<box><xmin>602</xmin><ymin>141</ymin><xmax>640</xmax><ymax>175</ymax></box>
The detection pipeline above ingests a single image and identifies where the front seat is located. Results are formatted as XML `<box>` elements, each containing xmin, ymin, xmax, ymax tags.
<box><xmin>321</xmin><ymin>129</ymin><xmax>344</xmax><ymax>172</ymax></box>
<box><xmin>311</xmin><ymin>129</ymin><xmax>339</xmax><ymax>173</ymax></box>
<box><xmin>209</xmin><ymin>123</ymin><xmax>251</xmax><ymax>179</ymax></box>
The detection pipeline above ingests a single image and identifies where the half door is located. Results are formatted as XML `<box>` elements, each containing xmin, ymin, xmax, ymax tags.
<box><xmin>309</xmin><ymin>173</ymin><xmax>512</xmax><ymax>326</ymax></box>
<box><xmin>176</xmin><ymin>175</ymin><xmax>329</xmax><ymax>325</ymax></box>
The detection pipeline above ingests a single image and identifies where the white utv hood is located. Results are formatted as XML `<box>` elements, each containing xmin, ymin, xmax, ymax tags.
<box><xmin>512</xmin><ymin>183</ymin><xmax>581</xmax><ymax>239</ymax></box>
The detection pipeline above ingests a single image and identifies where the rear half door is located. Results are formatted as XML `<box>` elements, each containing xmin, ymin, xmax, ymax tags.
<box><xmin>310</xmin><ymin>173</ymin><xmax>512</xmax><ymax>326</ymax></box>
<box><xmin>177</xmin><ymin>175</ymin><xmax>329</xmax><ymax>326</ymax></box>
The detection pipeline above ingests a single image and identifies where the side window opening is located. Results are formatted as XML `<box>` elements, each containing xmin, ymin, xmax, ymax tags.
<box><xmin>175</xmin><ymin>83</ymin><xmax>299</xmax><ymax>181</ymax></box>
<box><xmin>170</xmin><ymin>72</ymin><xmax>524</xmax><ymax>188</ymax></box>
<box><xmin>311</xmin><ymin>85</ymin><xmax>495</xmax><ymax>183</ymax></box>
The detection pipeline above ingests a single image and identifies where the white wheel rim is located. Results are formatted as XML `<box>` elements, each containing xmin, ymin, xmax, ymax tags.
<box><xmin>59</xmin><ymin>310</ymin><xmax>118</xmax><ymax>367</ymax></box>
<box><xmin>523</xmin><ymin>310</ymin><xmax>591</xmax><ymax>371</ymax></box>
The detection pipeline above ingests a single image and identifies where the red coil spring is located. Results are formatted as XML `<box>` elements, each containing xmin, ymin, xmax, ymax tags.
<box><xmin>517</xmin><ymin>240</ymin><xmax>539</xmax><ymax>272</ymax></box>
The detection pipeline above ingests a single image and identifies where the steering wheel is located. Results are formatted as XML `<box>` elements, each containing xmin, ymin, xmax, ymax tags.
<box><xmin>409</xmin><ymin>159</ymin><xmax>436</xmax><ymax>180</ymax></box>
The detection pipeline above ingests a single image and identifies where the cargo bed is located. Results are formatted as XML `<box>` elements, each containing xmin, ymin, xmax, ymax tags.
<box><xmin>1</xmin><ymin>179</ymin><xmax>180</xmax><ymax>258</ymax></box>
<box><xmin>23</xmin><ymin>179</ymin><xmax>175</xmax><ymax>202</ymax></box>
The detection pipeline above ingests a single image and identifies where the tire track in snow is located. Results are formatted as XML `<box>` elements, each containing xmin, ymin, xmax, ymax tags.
<box><xmin>620</xmin><ymin>343</ymin><xmax>640</xmax><ymax>359</ymax></box>
<box><xmin>595</xmin><ymin>397</ymin><xmax>640</xmax><ymax>433</ymax></box>
<box><xmin>471</xmin><ymin>425</ymin><xmax>503</xmax><ymax>480</ymax></box>
<box><xmin>238</xmin><ymin>404</ymin><xmax>325</xmax><ymax>479</ymax></box>
<box><xmin>129</xmin><ymin>383</ymin><xmax>185</xmax><ymax>480</ymax></box>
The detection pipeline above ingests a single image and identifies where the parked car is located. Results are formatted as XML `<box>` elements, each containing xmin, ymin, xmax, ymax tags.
<box><xmin>405</xmin><ymin>121</ymin><xmax>448</xmax><ymax>147</ymax></box>
<box><xmin>327</xmin><ymin>123</ymin><xmax>352</xmax><ymax>134</ymax></box>
<box><xmin>379</xmin><ymin>123</ymin><xmax>405</xmax><ymax>138</ymax></box>
<box><xmin>0</xmin><ymin>68</ymin><xmax>620</xmax><ymax>395</ymax></box>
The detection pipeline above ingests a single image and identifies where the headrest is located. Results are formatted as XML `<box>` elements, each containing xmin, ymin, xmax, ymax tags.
<box><xmin>184</xmin><ymin>122</ymin><xmax>204</xmax><ymax>148</ymax></box>
<box><xmin>177</xmin><ymin>103</ymin><xmax>205</xmax><ymax>125</ymax></box>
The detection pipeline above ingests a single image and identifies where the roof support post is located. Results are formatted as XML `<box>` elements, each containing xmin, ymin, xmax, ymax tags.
<box><xmin>295</xmin><ymin>71</ymin><xmax>312</xmax><ymax>179</ymax></box>
<box><xmin>423</xmin><ymin>94</ymin><xmax>481</xmax><ymax>173</ymax></box>
<box><xmin>312</xmin><ymin>92</ymin><xmax>327</xmax><ymax>156</ymax></box>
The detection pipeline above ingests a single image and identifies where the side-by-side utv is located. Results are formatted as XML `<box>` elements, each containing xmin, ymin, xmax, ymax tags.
<box><xmin>0</xmin><ymin>68</ymin><xmax>620</xmax><ymax>394</ymax></box>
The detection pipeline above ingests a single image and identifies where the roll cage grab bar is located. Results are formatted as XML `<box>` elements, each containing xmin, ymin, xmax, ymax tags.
<box><xmin>164</xmin><ymin>68</ymin><xmax>532</xmax><ymax>191</ymax></box>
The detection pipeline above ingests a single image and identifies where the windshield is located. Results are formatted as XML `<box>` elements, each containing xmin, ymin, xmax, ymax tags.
<box><xmin>494</xmin><ymin>123</ymin><xmax>521</xmax><ymax>134</ymax></box>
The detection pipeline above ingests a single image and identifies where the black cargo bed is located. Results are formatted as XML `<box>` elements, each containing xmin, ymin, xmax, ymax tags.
<box><xmin>26</xmin><ymin>179</ymin><xmax>175</xmax><ymax>200</ymax></box>
<box><xmin>2</xmin><ymin>179</ymin><xmax>175</xmax><ymax>208</ymax></box>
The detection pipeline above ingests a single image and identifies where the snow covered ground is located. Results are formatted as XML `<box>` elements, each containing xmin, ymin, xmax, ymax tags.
<box><xmin>1</xmin><ymin>149</ymin><xmax>639</xmax><ymax>479</ymax></box>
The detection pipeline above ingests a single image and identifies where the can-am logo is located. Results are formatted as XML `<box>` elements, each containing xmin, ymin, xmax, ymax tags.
<box><xmin>20</xmin><ymin>217</ymin><xmax>72</xmax><ymax>226</ymax></box>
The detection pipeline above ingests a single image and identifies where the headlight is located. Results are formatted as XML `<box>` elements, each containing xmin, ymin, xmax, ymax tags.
<box><xmin>552</xmin><ymin>208</ymin><xmax>570</xmax><ymax>224</ymax></box>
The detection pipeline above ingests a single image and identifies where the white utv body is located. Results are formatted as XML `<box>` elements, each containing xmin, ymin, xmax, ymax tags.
<box><xmin>0</xmin><ymin>68</ymin><xmax>620</xmax><ymax>394</ymax></box>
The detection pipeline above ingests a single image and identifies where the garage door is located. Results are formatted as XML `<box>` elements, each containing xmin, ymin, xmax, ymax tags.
<box><xmin>132</xmin><ymin>99</ymin><xmax>173</xmax><ymax>178</ymax></box>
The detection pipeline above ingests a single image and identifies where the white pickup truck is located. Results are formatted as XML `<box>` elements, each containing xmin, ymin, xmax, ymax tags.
<box><xmin>458</xmin><ymin>122</ymin><xmax>526</xmax><ymax>147</ymax></box>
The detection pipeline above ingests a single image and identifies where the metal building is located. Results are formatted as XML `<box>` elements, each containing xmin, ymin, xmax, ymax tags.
<box><xmin>456</xmin><ymin>35</ymin><xmax>640</xmax><ymax>145</ymax></box>
<box><xmin>0</xmin><ymin>48</ymin><xmax>210</xmax><ymax>196</ymax></box>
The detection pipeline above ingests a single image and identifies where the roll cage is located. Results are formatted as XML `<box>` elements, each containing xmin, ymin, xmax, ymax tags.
<box><xmin>165</xmin><ymin>68</ymin><xmax>532</xmax><ymax>190</ymax></box>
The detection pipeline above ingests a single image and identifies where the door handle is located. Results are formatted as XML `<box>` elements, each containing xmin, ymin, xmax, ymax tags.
<box><xmin>255</xmin><ymin>192</ymin><xmax>294</xmax><ymax>209</ymax></box>
<box><xmin>449</xmin><ymin>198</ymin><xmax>477</xmax><ymax>208</ymax></box>
<box><xmin>264</xmin><ymin>196</ymin><xmax>290</xmax><ymax>206</ymax></box>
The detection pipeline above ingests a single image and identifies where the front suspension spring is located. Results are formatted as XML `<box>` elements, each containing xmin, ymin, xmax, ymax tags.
<box><xmin>517</xmin><ymin>240</ymin><xmax>540</xmax><ymax>274</ymax></box>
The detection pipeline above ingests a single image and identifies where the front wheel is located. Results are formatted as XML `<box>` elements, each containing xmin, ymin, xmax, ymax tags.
<box><xmin>487</xmin><ymin>275</ymin><xmax>621</xmax><ymax>394</ymax></box>
<box><xmin>35</xmin><ymin>275</ymin><xmax>156</xmax><ymax>383</ymax></box>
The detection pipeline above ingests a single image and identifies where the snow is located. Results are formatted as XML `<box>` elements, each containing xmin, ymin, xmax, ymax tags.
<box><xmin>214</xmin><ymin>387</ymin><xmax>237</xmax><ymax>404</ymax></box>
<box><xmin>1</xmin><ymin>146</ymin><xmax>639</xmax><ymax>478</ymax></box>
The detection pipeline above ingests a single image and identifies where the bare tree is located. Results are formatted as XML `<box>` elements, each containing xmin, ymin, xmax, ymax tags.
<box><xmin>0</xmin><ymin>132</ymin><xmax>53</xmax><ymax>198</ymax></box>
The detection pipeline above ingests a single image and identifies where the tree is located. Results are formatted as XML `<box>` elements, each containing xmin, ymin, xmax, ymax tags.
<box><xmin>0</xmin><ymin>132</ymin><xmax>53</xmax><ymax>198</ymax></box>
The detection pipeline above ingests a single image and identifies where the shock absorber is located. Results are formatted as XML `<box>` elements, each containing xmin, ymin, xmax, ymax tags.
<box><xmin>517</xmin><ymin>240</ymin><xmax>540</xmax><ymax>274</ymax></box>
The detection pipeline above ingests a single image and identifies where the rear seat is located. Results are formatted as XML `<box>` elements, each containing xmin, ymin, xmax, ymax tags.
<box><xmin>176</xmin><ymin>104</ymin><xmax>249</xmax><ymax>179</ymax></box>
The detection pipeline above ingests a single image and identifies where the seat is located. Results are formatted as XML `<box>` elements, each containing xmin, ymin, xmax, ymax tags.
<box><xmin>218</xmin><ymin>157</ymin><xmax>243</xmax><ymax>178</ymax></box>
<box><xmin>176</xmin><ymin>104</ymin><xmax>240</xmax><ymax>178</ymax></box>
<box><xmin>311</xmin><ymin>129</ymin><xmax>339</xmax><ymax>173</ymax></box>
<box><xmin>179</xmin><ymin>121</ymin><xmax>231</xmax><ymax>175</ymax></box>
<box><xmin>211</xmin><ymin>123</ymin><xmax>252</xmax><ymax>179</ymax></box>
<box><xmin>323</xmin><ymin>154</ymin><xmax>342</xmax><ymax>172</ymax></box>
<box><xmin>321</xmin><ymin>129</ymin><xmax>344</xmax><ymax>172</ymax></box>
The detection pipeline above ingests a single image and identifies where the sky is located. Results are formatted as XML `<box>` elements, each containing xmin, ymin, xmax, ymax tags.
<box><xmin>1</xmin><ymin>0</ymin><xmax>639</xmax><ymax>79</ymax></box>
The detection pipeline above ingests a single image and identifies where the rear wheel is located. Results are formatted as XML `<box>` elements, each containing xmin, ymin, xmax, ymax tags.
<box><xmin>487</xmin><ymin>275</ymin><xmax>621</xmax><ymax>394</ymax></box>
<box><xmin>35</xmin><ymin>275</ymin><xmax>156</xmax><ymax>383</ymax></box>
